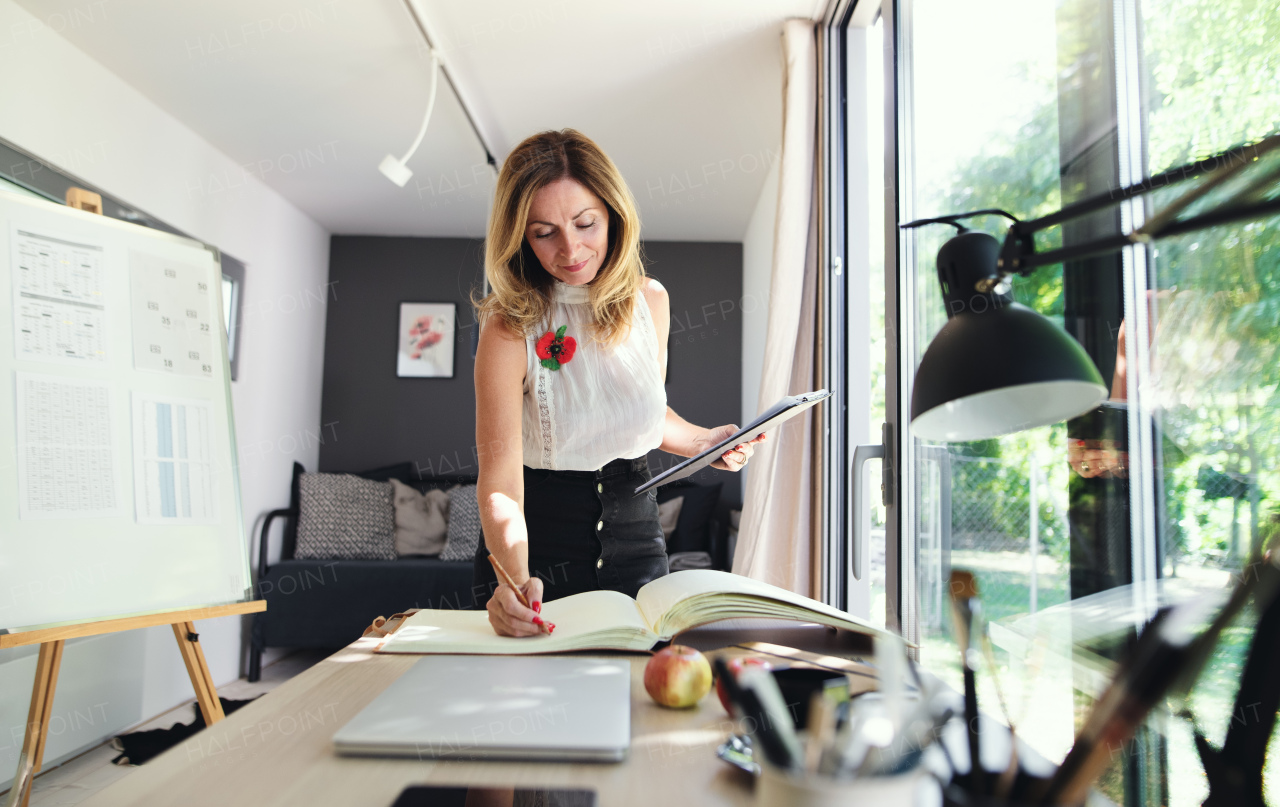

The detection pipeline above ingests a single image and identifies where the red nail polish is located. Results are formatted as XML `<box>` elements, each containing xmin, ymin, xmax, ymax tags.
<box><xmin>532</xmin><ymin>616</ymin><xmax>544</xmax><ymax>626</ymax></box>
<box><xmin>532</xmin><ymin>601</ymin><xmax>541</xmax><ymax>614</ymax></box>
<box><xmin>547</xmin><ymin>622</ymin><xmax>556</xmax><ymax>633</ymax></box>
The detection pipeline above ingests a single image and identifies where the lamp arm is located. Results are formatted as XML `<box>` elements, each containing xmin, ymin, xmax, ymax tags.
<box><xmin>913</xmin><ymin>150</ymin><xmax>1236</xmax><ymax>259</ymax></box>
<box><xmin>997</xmin><ymin>132</ymin><xmax>1280</xmax><ymax>274</ymax></box>
<box><xmin>1001</xmin><ymin>190</ymin><xmax>1280</xmax><ymax>274</ymax></box>
<box><xmin>1017</xmin><ymin>134</ymin><xmax>1280</xmax><ymax>237</ymax></box>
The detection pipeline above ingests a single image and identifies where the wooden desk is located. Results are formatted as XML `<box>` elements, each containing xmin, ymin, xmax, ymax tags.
<box><xmin>80</xmin><ymin>622</ymin><xmax>873</xmax><ymax>807</ymax></box>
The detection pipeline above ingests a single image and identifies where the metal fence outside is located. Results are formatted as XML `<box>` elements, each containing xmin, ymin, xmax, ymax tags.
<box><xmin>917</xmin><ymin>449</ymin><xmax>1070</xmax><ymax>631</ymax></box>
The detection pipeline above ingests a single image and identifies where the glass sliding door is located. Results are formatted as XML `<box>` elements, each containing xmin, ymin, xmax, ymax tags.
<box><xmin>861</xmin><ymin>0</ymin><xmax>1280</xmax><ymax>804</ymax></box>
<box><xmin>894</xmin><ymin>0</ymin><xmax>1081</xmax><ymax>764</ymax></box>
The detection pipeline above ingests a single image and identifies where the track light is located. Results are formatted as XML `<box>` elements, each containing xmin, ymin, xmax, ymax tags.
<box><xmin>378</xmin><ymin>48</ymin><xmax>440</xmax><ymax>187</ymax></box>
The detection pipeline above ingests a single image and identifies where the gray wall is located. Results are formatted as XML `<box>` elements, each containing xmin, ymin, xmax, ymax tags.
<box><xmin>320</xmin><ymin>236</ymin><xmax>743</xmax><ymax>506</ymax></box>
<box><xmin>641</xmin><ymin>241</ymin><xmax>744</xmax><ymax>504</ymax></box>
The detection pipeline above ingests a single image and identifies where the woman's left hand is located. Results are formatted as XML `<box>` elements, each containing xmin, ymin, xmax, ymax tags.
<box><xmin>698</xmin><ymin>425</ymin><xmax>767</xmax><ymax>472</ymax></box>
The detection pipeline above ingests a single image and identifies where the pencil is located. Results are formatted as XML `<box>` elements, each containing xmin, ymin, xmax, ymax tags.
<box><xmin>488</xmin><ymin>555</ymin><xmax>552</xmax><ymax>634</ymax></box>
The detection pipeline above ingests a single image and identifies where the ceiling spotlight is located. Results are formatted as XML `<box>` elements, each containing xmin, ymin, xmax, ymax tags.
<box><xmin>378</xmin><ymin>48</ymin><xmax>440</xmax><ymax>187</ymax></box>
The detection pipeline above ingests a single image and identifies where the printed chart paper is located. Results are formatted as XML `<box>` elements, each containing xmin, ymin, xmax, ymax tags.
<box><xmin>132</xmin><ymin>394</ymin><xmax>217</xmax><ymax>524</ymax></box>
<box><xmin>15</xmin><ymin>372</ymin><xmax>124</xmax><ymax>520</ymax></box>
<box><xmin>11</xmin><ymin>225</ymin><xmax>108</xmax><ymax>364</ymax></box>
<box><xmin>129</xmin><ymin>249</ymin><xmax>216</xmax><ymax>378</ymax></box>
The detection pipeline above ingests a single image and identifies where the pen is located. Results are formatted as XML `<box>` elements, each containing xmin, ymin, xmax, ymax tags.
<box><xmin>714</xmin><ymin>657</ymin><xmax>798</xmax><ymax>770</ymax></box>
<box><xmin>488</xmin><ymin>555</ymin><xmax>552</xmax><ymax>634</ymax></box>
<box><xmin>949</xmin><ymin>570</ymin><xmax>984</xmax><ymax>795</ymax></box>
<box><xmin>738</xmin><ymin>665</ymin><xmax>804</xmax><ymax>770</ymax></box>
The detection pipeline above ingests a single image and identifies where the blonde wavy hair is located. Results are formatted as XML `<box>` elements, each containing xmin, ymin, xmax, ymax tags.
<box><xmin>473</xmin><ymin>128</ymin><xmax>645</xmax><ymax>349</ymax></box>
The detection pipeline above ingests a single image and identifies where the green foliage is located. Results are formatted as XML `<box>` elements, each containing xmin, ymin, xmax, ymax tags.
<box><xmin>1144</xmin><ymin>0</ymin><xmax>1280</xmax><ymax>172</ymax></box>
<box><xmin>1141</xmin><ymin>0</ymin><xmax>1280</xmax><ymax>564</ymax></box>
<box><xmin>942</xmin><ymin>92</ymin><xmax>1067</xmax><ymax>318</ymax></box>
<box><xmin>913</xmin><ymin>0</ymin><xmax>1280</xmax><ymax>571</ymax></box>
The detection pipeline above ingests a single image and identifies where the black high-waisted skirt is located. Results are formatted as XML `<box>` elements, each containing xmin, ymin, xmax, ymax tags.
<box><xmin>472</xmin><ymin>455</ymin><xmax>669</xmax><ymax>604</ymax></box>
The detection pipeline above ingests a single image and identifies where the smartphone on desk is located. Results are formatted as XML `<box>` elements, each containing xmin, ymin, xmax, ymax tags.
<box><xmin>391</xmin><ymin>786</ymin><xmax>597</xmax><ymax>807</ymax></box>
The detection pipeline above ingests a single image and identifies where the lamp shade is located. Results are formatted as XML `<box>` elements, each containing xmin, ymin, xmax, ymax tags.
<box><xmin>910</xmin><ymin>230</ymin><xmax>1107</xmax><ymax>442</ymax></box>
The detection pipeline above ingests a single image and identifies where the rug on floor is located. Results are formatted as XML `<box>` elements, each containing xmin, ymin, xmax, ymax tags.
<box><xmin>110</xmin><ymin>698</ymin><xmax>258</xmax><ymax>766</ymax></box>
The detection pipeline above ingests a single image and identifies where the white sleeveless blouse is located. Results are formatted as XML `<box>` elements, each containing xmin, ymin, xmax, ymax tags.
<box><xmin>522</xmin><ymin>280</ymin><xmax>666</xmax><ymax>471</ymax></box>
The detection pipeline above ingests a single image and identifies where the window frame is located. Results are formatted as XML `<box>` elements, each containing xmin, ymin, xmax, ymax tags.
<box><xmin>821</xmin><ymin>0</ymin><xmax>1176</xmax><ymax>645</ymax></box>
<box><xmin>820</xmin><ymin>0</ymin><xmax>897</xmax><ymax>623</ymax></box>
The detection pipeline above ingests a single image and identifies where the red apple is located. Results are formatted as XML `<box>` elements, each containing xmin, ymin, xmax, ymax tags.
<box><xmin>715</xmin><ymin>657</ymin><xmax>773</xmax><ymax>715</ymax></box>
<box><xmin>644</xmin><ymin>645</ymin><xmax>712</xmax><ymax>708</ymax></box>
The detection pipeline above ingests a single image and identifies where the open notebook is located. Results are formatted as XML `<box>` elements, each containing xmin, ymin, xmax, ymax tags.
<box><xmin>375</xmin><ymin>570</ymin><xmax>885</xmax><ymax>654</ymax></box>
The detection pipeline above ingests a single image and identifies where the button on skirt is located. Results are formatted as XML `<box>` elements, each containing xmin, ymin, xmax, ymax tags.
<box><xmin>472</xmin><ymin>456</ymin><xmax>669</xmax><ymax>604</ymax></box>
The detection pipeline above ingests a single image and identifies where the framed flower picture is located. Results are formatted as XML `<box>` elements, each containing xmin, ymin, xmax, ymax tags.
<box><xmin>397</xmin><ymin>302</ymin><xmax>455</xmax><ymax>378</ymax></box>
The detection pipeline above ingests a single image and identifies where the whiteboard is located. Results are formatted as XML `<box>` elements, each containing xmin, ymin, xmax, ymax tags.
<box><xmin>0</xmin><ymin>189</ymin><xmax>249</xmax><ymax>633</ymax></box>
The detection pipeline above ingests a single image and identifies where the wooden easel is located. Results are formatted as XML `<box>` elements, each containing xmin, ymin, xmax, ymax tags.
<box><xmin>1</xmin><ymin>600</ymin><xmax>265</xmax><ymax>807</ymax></box>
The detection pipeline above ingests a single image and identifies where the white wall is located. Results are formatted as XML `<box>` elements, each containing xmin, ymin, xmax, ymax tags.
<box><xmin>0</xmin><ymin>0</ymin><xmax>329</xmax><ymax>788</ymax></box>
<box><xmin>739</xmin><ymin>157</ymin><xmax>780</xmax><ymax>500</ymax></box>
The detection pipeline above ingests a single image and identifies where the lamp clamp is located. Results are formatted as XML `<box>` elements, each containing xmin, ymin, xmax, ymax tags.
<box><xmin>901</xmin><ymin>211</ymin><xmax>1021</xmax><ymax>306</ymax></box>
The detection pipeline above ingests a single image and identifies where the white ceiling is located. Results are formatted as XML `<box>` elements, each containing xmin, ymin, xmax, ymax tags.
<box><xmin>22</xmin><ymin>0</ymin><xmax>821</xmax><ymax>240</ymax></box>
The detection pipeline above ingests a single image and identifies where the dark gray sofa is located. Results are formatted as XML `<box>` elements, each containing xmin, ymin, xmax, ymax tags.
<box><xmin>246</xmin><ymin>462</ymin><xmax>478</xmax><ymax>682</ymax></box>
<box><xmin>245</xmin><ymin>463</ymin><xmax>732</xmax><ymax>681</ymax></box>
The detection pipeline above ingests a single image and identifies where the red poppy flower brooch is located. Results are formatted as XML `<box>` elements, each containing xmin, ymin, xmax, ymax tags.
<box><xmin>535</xmin><ymin>324</ymin><xmax>577</xmax><ymax>371</ymax></box>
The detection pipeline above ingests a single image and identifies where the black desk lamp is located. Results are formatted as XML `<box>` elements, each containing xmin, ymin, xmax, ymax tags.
<box><xmin>903</xmin><ymin>133</ymin><xmax>1280</xmax><ymax>442</ymax></box>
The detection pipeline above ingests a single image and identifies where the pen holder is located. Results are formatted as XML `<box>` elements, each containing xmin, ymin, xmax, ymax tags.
<box><xmin>941</xmin><ymin>769</ymin><xmax>1071</xmax><ymax>807</ymax></box>
<box><xmin>756</xmin><ymin>762</ymin><xmax>931</xmax><ymax>807</ymax></box>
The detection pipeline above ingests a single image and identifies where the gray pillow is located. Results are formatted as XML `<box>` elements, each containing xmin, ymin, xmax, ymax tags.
<box><xmin>389</xmin><ymin>479</ymin><xmax>449</xmax><ymax>557</ymax></box>
<box><xmin>295</xmin><ymin>473</ymin><xmax>395</xmax><ymax>560</ymax></box>
<box><xmin>440</xmin><ymin>484</ymin><xmax>483</xmax><ymax>562</ymax></box>
<box><xmin>669</xmin><ymin>551</ymin><xmax>714</xmax><ymax>571</ymax></box>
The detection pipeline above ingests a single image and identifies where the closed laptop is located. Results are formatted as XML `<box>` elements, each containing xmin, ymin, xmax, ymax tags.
<box><xmin>333</xmin><ymin>656</ymin><xmax>631</xmax><ymax>762</ymax></box>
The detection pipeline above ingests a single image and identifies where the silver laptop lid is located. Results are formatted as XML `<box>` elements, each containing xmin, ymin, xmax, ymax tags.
<box><xmin>333</xmin><ymin>656</ymin><xmax>631</xmax><ymax>762</ymax></box>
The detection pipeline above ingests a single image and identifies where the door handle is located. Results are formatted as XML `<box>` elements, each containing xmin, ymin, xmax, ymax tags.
<box><xmin>851</xmin><ymin>443</ymin><xmax>885</xmax><ymax>581</ymax></box>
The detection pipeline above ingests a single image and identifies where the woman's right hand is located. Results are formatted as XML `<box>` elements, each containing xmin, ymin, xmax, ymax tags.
<box><xmin>486</xmin><ymin>576</ymin><xmax>547</xmax><ymax>637</ymax></box>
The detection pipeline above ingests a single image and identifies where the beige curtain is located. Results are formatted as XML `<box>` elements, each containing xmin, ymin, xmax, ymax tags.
<box><xmin>732</xmin><ymin>19</ymin><xmax>819</xmax><ymax>595</ymax></box>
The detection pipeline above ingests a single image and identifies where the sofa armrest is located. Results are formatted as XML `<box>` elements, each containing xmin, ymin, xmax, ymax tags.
<box><xmin>258</xmin><ymin>508</ymin><xmax>296</xmax><ymax>578</ymax></box>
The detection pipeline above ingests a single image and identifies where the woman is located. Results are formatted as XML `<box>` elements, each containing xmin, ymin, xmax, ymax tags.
<box><xmin>472</xmin><ymin>129</ymin><xmax>766</xmax><ymax>637</ymax></box>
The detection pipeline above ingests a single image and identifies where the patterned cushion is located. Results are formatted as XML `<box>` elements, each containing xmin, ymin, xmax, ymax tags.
<box><xmin>295</xmin><ymin>473</ymin><xmax>395</xmax><ymax>560</ymax></box>
<box><xmin>440</xmin><ymin>484</ymin><xmax>483</xmax><ymax>562</ymax></box>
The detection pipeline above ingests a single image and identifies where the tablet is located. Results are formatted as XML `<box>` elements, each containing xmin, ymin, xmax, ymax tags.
<box><xmin>634</xmin><ymin>389</ymin><xmax>831</xmax><ymax>495</ymax></box>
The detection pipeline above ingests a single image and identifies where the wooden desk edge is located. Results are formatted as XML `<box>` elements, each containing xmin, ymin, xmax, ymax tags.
<box><xmin>0</xmin><ymin>600</ymin><xmax>267</xmax><ymax>648</ymax></box>
<box><xmin>75</xmin><ymin>624</ymin><xmax>879</xmax><ymax>807</ymax></box>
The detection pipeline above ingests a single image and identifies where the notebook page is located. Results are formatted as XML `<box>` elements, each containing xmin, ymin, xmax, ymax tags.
<box><xmin>377</xmin><ymin>589</ymin><xmax>653</xmax><ymax>654</ymax></box>
<box><xmin>635</xmin><ymin>570</ymin><xmax>882</xmax><ymax>639</ymax></box>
